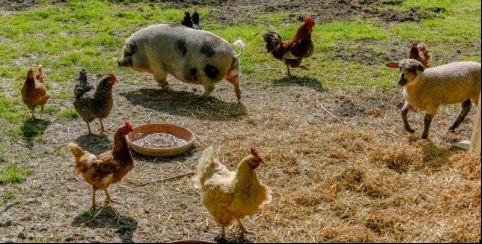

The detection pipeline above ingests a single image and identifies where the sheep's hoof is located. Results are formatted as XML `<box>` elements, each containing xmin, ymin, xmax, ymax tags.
<box><xmin>448</xmin><ymin>126</ymin><xmax>458</xmax><ymax>132</ymax></box>
<box><xmin>404</xmin><ymin>127</ymin><xmax>416</xmax><ymax>133</ymax></box>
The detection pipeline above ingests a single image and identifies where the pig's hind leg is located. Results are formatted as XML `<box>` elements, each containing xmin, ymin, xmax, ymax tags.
<box><xmin>226</xmin><ymin>71</ymin><xmax>242</xmax><ymax>101</ymax></box>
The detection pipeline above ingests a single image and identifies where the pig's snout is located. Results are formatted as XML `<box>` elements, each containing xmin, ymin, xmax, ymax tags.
<box><xmin>117</xmin><ymin>57</ymin><xmax>131</xmax><ymax>67</ymax></box>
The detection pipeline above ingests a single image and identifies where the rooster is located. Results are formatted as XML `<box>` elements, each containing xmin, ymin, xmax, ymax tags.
<box><xmin>21</xmin><ymin>65</ymin><xmax>50</xmax><ymax>119</ymax></box>
<box><xmin>181</xmin><ymin>10</ymin><xmax>201</xmax><ymax>30</ymax></box>
<box><xmin>73</xmin><ymin>70</ymin><xmax>117</xmax><ymax>135</ymax></box>
<box><xmin>408</xmin><ymin>42</ymin><xmax>432</xmax><ymax>68</ymax></box>
<box><xmin>67</xmin><ymin>121</ymin><xmax>134</xmax><ymax>209</ymax></box>
<box><xmin>263</xmin><ymin>17</ymin><xmax>315</xmax><ymax>77</ymax></box>
<box><xmin>196</xmin><ymin>147</ymin><xmax>271</xmax><ymax>240</ymax></box>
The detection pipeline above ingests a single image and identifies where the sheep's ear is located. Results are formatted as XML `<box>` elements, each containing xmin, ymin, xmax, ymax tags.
<box><xmin>386</xmin><ymin>61</ymin><xmax>399</xmax><ymax>68</ymax></box>
<box><xmin>417</xmin><ymin>64</ymin><xmax>425</xmax><ymax>72</ymax></box>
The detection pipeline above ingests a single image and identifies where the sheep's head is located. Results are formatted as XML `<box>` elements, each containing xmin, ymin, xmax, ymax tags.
<box><xmin>386</xmin><ymin>59</ymin><xmax>425</xmax><ymax>86</ymax></box>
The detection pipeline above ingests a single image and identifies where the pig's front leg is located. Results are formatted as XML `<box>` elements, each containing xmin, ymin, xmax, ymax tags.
<box><xmin>154</xmin><ymin>71</ymin><xmax>169</xmax><ymax>89</ymax></box>
<box><xmin>202</xmin><ymin>82</ymin><xmax>215</xmax><ymax>98</ymax></box>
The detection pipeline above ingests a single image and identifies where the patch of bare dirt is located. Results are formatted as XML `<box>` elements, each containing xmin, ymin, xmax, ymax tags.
<box><xmin>160</xmin><ymin>0</ymin><xmax>445</xmax><ymax>26</ymax></box>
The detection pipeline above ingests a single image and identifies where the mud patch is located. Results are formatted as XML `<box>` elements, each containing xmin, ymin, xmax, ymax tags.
<box><xmin>162</xmin><ymin>0</ymin><xmax>445</xmax><ymax>26</ymax></box>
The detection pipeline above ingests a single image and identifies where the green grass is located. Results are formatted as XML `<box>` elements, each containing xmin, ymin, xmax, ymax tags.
<box><xmin>0</xmin><ymin>164</ymin><xmax>29</xmax><ymax>184</ymax></box>
<box><xmin>58</xmin><ymin>107</ymin><xmax>79</xmax><ymax>118</ymax></box>
<box><xmin>2</xmin><ymin>191</ymin><xmax>16</xmax><ymax>205</ymax></box>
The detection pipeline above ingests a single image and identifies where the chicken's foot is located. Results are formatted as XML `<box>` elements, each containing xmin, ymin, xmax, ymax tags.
<box><xmin>298</xmin><ymin>64</ymin><xmax>310</xmax><ymax>70</ymax></box>
<box><xmin>81</xmin><ymin>206</ymin><xmax>104</xmax><ymax>226</ymax></box>
<box><xmin>103</xmin><ymin>189</ymin><xmax>124</xmax><ymax>207</ymax></box>
<box><xmin>99</xmin><ymin>118</ymin><xmax>106</xmax><ymax>133</ymax></box>
<box><xmin>214</xmin><ymin>226</ymin><xmax>227</xmax><ymax>242</ymax></box>
<box><xmin>286</xmin><ymin>65</ymin><xmax>291</xmax><ymax>77</ymax></box>
<box><xmin>237</xmin><ymin>219</ymin><xmax>255</xmax><ymax>236</ymax></box>
<box><xmin>86</xmin><ymin>122</ymin><xmax>95</xmax><ymax>135</ymax></box>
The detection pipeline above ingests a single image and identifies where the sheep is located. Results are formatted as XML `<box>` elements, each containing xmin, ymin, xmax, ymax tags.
<box><xmin>386</xmin><ymin>59</ymin><xmax>481</xmax><ymax>139</ymax></box>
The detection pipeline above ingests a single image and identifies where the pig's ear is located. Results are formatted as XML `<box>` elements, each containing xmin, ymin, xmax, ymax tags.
<box><xmin>125</xmin><ymin>42</ymin><xmax>137</xmax><ymax>54</ymax></box>
<box><xmin>386</xmin><ymin>61</ymin><xmax>399</xmax><ymax>68</ymax></box>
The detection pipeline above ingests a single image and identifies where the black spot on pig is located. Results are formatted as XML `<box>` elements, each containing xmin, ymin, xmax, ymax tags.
<box><xmin>204</xmin><ymin>64</ymin><xmax>219</xmax><ymax>80</ymax></box>
<box><xmin>200</xmin><ymin>43</ymin><xmax>215</xmax><ymax>57</ymax></box>
<box><xmin>176</xmin><ymin>39</ymin><xmax>187</xmax><ymax>56</ymax></box>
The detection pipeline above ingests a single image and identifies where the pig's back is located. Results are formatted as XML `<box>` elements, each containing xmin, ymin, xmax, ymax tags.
<box><xmin>129</xmin><ymin>24</ymin><xmax>235</xmax><ymax>56</ymax></box>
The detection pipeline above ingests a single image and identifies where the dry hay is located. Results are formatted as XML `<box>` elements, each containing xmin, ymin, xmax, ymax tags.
<box><xmin>0</xmin><ymin>77</ymin><xmax>480</xmax><ymax>242</ymax></box>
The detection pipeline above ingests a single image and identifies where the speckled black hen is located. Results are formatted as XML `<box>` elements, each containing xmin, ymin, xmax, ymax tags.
<box><xmin>73</xmin><ymin>71</ymin><xmax>117</xmax><ymax>135</ymax></box>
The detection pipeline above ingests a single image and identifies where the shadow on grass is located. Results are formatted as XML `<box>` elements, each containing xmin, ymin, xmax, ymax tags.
<box><xmin>120</xmin><ymin>88</ymin><xmax>247</xmax><ymax>121</ymax></box>
<box><xmin>71</xmin><ymin>207</ymin><xmax>137</xmax><ymax>243</ymax></box>
<box><xmin>74</xmin><ymin>133</ymin><xmax>112</xmax><ymax>155</ymax></box>
<box><xmin>21</xmin><ymin>118</ymin><xmax>51</xmax><ymax>149</ymax></box>
<box><xmin>272</xmin><ymin>75</ymin><xmax>326</xmax><ymax>93</ymax></box>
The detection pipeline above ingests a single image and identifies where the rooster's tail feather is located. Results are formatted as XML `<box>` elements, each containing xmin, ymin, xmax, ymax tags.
<box><xmin>262</xmin><ymin>30</ymin><xmax>282</xmax><ymax>54</ymax></box>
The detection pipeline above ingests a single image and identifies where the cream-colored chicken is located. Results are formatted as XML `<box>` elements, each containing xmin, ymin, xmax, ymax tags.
<box><xmin>196</xmin><ymin>147</ymin><xmax>271</xmax><ymax>240</ymax></box>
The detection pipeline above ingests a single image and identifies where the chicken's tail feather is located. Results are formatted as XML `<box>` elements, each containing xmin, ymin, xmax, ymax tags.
<box><xmin>67</xmin><ymin>143</ymin><xmax>84</xmax><ymax>160</ymax></box>
<box><xmin>262</xmin><ymin>30</ymin><xmax>282</xmax><ymax>54</ymax></box>
<box><xmin>196</xmin><ymin>146</ymin><xmax>218</xmax><ymax>190</ymax></box>
<box><xmin>417</xmin><ymin>42</ymin><xmax>432</xmax><ymax>63</ymax></box>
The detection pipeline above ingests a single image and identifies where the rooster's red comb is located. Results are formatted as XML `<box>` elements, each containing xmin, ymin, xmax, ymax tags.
<box><xmin>124</xmin><ymin>121</ymin><xmax>133</xmax><ymax>131</ymax></box>
<box><xmin>304</xmin><ymin>17</ymin><xmax>315</xmax><ymax>27</ymax></box>
<box><xmin>109</xmin><ymin>73</ymin><xmax>117</xmax><ymax>81</ymax></box>
<box><xmin>250</xmin><ymin>148</ymin><xmax>263</xmax><ymax>163</ymax></box>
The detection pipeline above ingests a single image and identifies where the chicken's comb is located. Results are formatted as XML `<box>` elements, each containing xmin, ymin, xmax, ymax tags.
<box><xmin>250</xmin><ymin>148</ymin><xmax>263</xmax><ymax>163</ymax></box>
<box><xmin>27</xmin><ymin>68</ymin><xmax>34</xmax><ymax>77</ymax></box>
<box><xmin>304</xmin><ymin>17</ymin><xmax>315</xmax><ymax>27</ymax></box>
<box><xmin>109</xmin><ymin>73</ymin><xmax>117</xmax><ymax>81</ymax></box>
<box><xmin>124</xmin><ymin>121</ymin><xmax>133</xmax><ymax>131</ymax></box>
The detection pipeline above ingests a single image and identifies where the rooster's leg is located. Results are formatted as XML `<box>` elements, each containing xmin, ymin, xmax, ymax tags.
<box><xmin>286</xmin><ymin>65</ymin><xmax>291</xmax><ymax>77</ymax></box>
<box><xmin>237</xmin><ymin>219</ymin><xmax>255</xmax><ymax>236</ymax></box>
<box><xmin>30</xmin><ymin>109</ymin><xmax>35</xmax><ymax>119</ymax></box>
<box><xmin>99</xmin><ymin>118</ymin><xmax>106</xmax><ymax>133</ymax></box>
<box><xmin>41</xmin><ymin>105</ymin><xmax>45</xmax><ymax>113</ymax></box>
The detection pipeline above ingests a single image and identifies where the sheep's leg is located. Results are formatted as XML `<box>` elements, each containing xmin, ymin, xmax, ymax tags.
<box><xmin>422</xmin><ymin>113</ymin><xmax>435</xmax><ymax>139</ymax></box>
<box><xmin>449</xmin><ymin>99</ymin><xmax>472</xmax><ymax>131</ymax></box>
<box><xmin>401</xmin><ymin>102</ymin><xmax>415</xmax><ymax>133</ymax></box>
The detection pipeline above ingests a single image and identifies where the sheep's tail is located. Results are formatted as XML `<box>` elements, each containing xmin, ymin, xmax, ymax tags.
<box><xmin>233</xmin><ymin>39</ymin><xmax>245</xmax><ymax>58</ymax></box>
